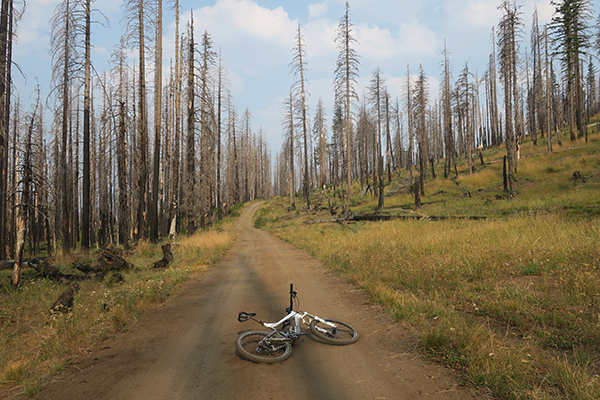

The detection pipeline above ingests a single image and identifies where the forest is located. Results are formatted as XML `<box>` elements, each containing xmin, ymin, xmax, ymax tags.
<box><xmin>0</xmin><ymin>0</ymin><xmax>597</xmax><ymax>287</ymax></box>
<box><xmin>276</xmin><ymin>0</ymin><xmax>598</xmax><ymax>212</ymax></box>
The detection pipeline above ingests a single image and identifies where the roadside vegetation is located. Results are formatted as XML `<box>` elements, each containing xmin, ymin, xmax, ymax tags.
<box><xmin>256</xmin><ymin>132</ymin><xmax>600</xmax><ymax>399</ymax></box>
<box><xmin>0</xmin><ymin>206</ymin><xmax>241</xmax><ymax>398</ymax></box>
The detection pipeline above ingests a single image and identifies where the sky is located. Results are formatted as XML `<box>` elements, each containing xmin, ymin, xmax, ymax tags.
<box><xmin>11</xmin><ymin>0</ymin><xmax>600</xmax><ymax>155</ymax></box>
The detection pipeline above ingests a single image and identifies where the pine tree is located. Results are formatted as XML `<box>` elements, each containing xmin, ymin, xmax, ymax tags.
<box><xmin>290</xmin><ymin>23</ymin><xmax>310</xmax><ymax>210</ymax></box>
<box><xmin>441</xmin><ymin>42</ymin><xmax>455</xmax><ymax>177</ymax></box>
<box><xmin>334</xmin><ymin>1</ymin><xmax>360</xmax><ymax>201</ymax></box>
<box><xmin>550</xmin><ymin>0</ymin><xmax>592</xmax><ymax>140</ymax></box>
<box><xmin>497</xmin><ymin>0</ymin><xmax>523</xmax><ymax>198</ymax></box>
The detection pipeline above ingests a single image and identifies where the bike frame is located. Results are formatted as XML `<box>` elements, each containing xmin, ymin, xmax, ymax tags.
<box><xmin>237</xmin><ymin>283</ymin><xmax>359</xmax><ymax>362</ymax></box>
<box><xmin>262</xmin><ymin>310</ymin><xmax>336</xmax><ymax>336</ymax></box>
<box><xmin>238</xmin><ymin>283</ymin><xmax>338</xmax><ymax>338</ymax></box>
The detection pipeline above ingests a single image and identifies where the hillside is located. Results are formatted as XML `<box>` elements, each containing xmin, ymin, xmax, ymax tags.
<box><xmin>256</xmin><ymin>131</ymin><xmax>600</xmax><ymax>399</ymax></box>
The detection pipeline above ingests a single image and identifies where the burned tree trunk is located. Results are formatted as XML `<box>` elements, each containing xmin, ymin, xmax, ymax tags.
<box><xmin>152</xmin><ymin>243</ymin><xmax>173</xmax><ymax>269</ymax></box>
<box><xmin>50</xmin><ymin>283</ymin><xmax>79</xmax><ymax>313</ymax></box>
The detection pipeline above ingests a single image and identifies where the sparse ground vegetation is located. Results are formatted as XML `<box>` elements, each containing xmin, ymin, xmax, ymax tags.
<box><xmin>0</xmin><ymin>207</ymin><xmax>239</xmax><ymax>398</ymax></box>
<box><xmin>257</xmin><ymin>132</ymin><xmax>600</xmax><ymax>399</ymax></box>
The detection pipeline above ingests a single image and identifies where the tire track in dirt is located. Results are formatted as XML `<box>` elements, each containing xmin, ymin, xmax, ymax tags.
<box><xmin>29</xmin><ymin>202</ymin><xmax>481</xmax><ymax>400</ymax></box>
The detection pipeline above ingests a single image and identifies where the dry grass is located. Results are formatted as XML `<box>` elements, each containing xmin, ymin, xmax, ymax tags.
<box><xmin>0</xmin><ymin>213</ymin><xmax>238</xmax><ymax>398</ymax></box>
<box><xmin>259</xmin><ymin>133</ymin><xmax>600</xmax><ymax>399</ymax></box>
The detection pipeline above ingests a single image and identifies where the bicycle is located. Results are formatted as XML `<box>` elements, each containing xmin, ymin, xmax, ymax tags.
<box><xmin>236</xmin><ymin>283</ymin><xmax>359</xmax><ymax>363</ymax></box>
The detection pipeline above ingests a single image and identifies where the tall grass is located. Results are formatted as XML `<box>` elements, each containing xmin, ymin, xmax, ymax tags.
<box><xmin>259</xmin><ymin>133</ymin><xmax>600</xmax><ymax>399</ymax></box>
<box><xmin>267</xmin><ymin>211</ymin><xmax>600</xmax><ymax>398</ymax></box>
<box><xmin>0</xmin><ymin>219</ymin><xmax>236</xmax><ymax>398</ymax></box>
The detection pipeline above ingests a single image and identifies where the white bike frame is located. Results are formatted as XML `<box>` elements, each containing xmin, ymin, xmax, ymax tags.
<box><xmin>262</xmin><ymin>310</ymin><xmax>337</xmax><ymax>336</ymax></box>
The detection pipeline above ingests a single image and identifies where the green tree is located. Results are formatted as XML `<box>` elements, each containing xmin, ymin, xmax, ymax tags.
<box><xmin>550</xmin><ymin>0</ymin><xmax>592</xmax><ymax>140</ymax></box>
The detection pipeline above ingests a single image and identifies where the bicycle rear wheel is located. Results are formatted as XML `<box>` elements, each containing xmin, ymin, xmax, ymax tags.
<box><xmin>235</xmin><ymin>330</ymin><xmax>293</xmax><ymax>363</ymax></box>
<box><xmin>310</xmin><ymin>318</ymin><xmax>359</xmax><ymax>345</ymax></box>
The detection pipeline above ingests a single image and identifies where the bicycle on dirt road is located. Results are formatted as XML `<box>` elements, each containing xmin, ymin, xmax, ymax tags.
<box><xmin>236</xmin><ymin>283</ymin><xmax>359</xmax><ymax>363</ymax></box>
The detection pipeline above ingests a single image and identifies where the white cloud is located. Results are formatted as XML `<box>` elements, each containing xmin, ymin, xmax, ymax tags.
<box><xmin>356</xmin><ymin>24</ymin><xmax>399</xmax><ymax>59</ymax></box>
<box><xmin>14</xmin><ymin>0</ymin><xmax>53</xmax><ymax>54</ymax></box>
<box><xmin>308</xmin><ymin>3</ymin><xmax>328</xmax><ymax>20</ymax></box>
<box><xmin>191</xmin><ymin>0</ymin><xmax>297</xmax><ymax>47</ymax></box>
<box><xmin>454</xmin><ymin>0</ymin><xmax>502</xmax><ymax>28</ymax></box>
<box><xmin>304</xmin><ymin>18</ymin><xmax>337</xmax><ymax>58</ymax></box>
<box><xmin>397</xmin><ymin>21</ymin><xmax>438</xmax><ymax>57</ymax></box>
<box><xmin>349</xmin><ymin>20</ymin><xmax>439</xmax><ymax>62</ymax></box>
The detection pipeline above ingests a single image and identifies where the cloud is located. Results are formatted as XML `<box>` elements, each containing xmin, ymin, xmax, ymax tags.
<box><xmin>190</xmin><ymin>0</ymin><xmax>297</xmax><ymax>47</ymax></box>
<box><xmin>396</xmin><ymin>21</ymin><xmax>439</xmax><ymax>57</ymax></box>
<box><xmin>308</xmin><ymin>3</ymin><xmax>329</xmax><ymax>20</ymax></box>
<box><xmin>14</xmin><ymin>0</ymin><xmax>53</xmax><ymax>54</ymax></box>
<box><xmin>355</xmin><ymin>24</ymin><xmax>398</xmax><ymax>59</ymax></box>
<box><xmin>304</xmin><ymin>18</ymin><xmax>337</xmax><ymax>58</ymax></box>
<box><xmin>452</xmin><ymin>0</ymin><xmax>502</xmax><ymax>28</ymax></box>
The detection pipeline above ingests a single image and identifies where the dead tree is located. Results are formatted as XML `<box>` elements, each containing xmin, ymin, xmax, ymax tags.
<box><xmin>152</xmin><ymin>243</ymin><xmax>173</xmax><ymax>269</ymax></box>
<box><xmin>334</xmin><ymin>1</ymin><xmax>360</xmax><ymax>200</ymax></box>
<box><xmin>12</xmin><ymin>95</ymin><xmax>40</xmax><ymax>286</ymax></box>
<box><xmin>149</xmin><ymin>0</ymin><xmax>163</xmax><ymax>243</ymax></box>
<box><xmin>290</xmin><ymin>23</ymin><xmax>311</xmax><ymax>210</ymax></box>
<box><xmin>0</xmin><ymin>0</ymin><xmax>14</xmax><ymax>260</ymax></box>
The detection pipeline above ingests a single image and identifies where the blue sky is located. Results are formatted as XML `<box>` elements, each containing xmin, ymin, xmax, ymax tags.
<box><xmin>12</xmin><ymin>0</ymin><xmax>598</xmax><ymax>154</ymax></box>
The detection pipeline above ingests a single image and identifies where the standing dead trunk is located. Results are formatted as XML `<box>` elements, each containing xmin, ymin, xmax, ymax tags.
<box><xmin>216</xmin><ymin>52</ymin><xmax>223</xmax><ymax>220</ymax></box>
<box><xmin>0</xmin><ymin>0</ymin><xmax>11</xmax><ymax>260</ymax></box>
<box><xmin>334</xmin><ymin>2</ymin><xmax>359</xmax><ymax>201</ymax></box>
<box><xmin>13</xmin><ymin>101</ymin><xmax>37</xmax><ymax>286</ymax></box>
<box><xmin>82</xmin><ymin>0</ymin><xmax>91</xmax><ymax>250</ymax></box>
<box><xmin>11</xmin><ymin>212</ymin><xmax>24</xmax><ymax>286</ymax></box>
<box><xmin>150</xmin><ymin>0</ymin><xmax>163</xmax><ymax>243</ymax></box>
<box><xmin>185</xmin><ymin>13</ymin><xmax>196</xmax><ymax>234</ymax></box>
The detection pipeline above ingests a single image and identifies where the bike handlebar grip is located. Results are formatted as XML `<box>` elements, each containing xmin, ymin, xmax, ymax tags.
<box><xmin>238</xmin><ymin>312</ymin><xmax>256</xmax><ymax>322</ymax></box>
<box><xmin>238</xmin><ymin>312</ymin><xmax>249</xmax><ymax>322</ymax></box>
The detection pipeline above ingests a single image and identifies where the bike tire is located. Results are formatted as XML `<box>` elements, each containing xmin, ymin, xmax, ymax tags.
<box><xmin>310</xmin><ymin>318</ymin><xmax>359</xmax><ymax>345</ymax></box>
<box><xmin>235</xmin><ymin>330</ymin><xmax>293</xmax><ymax>363</ymax></box>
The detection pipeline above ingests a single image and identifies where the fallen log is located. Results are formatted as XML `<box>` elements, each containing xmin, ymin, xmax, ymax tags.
<box><xmin>304</xmin><ymin>212</ymin><xmax>487</xmax><ymax>224</ymax></box>
<box><xmin>74</xmin><ymin>247</ymin><xmax>134</xmax><ymax>274</ymax></box>
<box><xmin>0</xmin><ymin>257</ymin><xmax>51</xmax><ymax>271</ymax></box>
<box><xmin>34</xmin><ymin>261</ymin><xmax>97</xmax><ymax>283</ymax></box>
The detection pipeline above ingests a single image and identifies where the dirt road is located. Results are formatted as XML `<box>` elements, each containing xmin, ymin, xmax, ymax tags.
<box><xmin>31</xmin><ymin>202</ymin><xmax>479</xmax><ymax>400</ymax></box>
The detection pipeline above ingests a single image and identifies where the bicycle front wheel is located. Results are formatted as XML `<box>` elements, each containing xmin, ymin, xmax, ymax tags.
<box><xmin>235</xmin><ymin>330</ymin><xmax>293</xmax><ymax>363</ymax></box>
<box><xmin>310</xmin><ymin>318</ymin><xmax>359</xmax><ymax>345</ymax></box>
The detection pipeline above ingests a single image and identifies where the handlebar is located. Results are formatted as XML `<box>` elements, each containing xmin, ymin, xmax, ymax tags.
<box><xmin>238</xmin><ymin>284</ymin><xmax>298</xmax><ymax>323</ymax></box>
<box><xmin>238</xmin><ymin>311</ymin><xmax>257</xmax><ymax>323</ymax></box>
<box><xmin>287</xmin><ymin>283</ymin><xmax>297</xmax><ymax>313</ymax></box>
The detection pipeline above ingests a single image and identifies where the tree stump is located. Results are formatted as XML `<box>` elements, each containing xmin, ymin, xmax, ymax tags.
<box><xmin>572</xmin><ymin>171</ymin><xmax>586</xmax><ymax>183</ymax></box>
<box><xmin>98</xmin><ymin>247</ymin><xmax>134</xmax><ymax>272</ymax></box>
<box><xmin>50</xmin><ymin>283</ymin><xmax>79</xmax><ymax>313</ymax></box>
<box><xmin>152</xmin><ymin>243</ymin><xmax>173</xmax><ymax>269</ymax></box>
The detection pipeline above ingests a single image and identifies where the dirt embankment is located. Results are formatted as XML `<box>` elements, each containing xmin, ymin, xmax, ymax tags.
<box><xmin>27</xmin><ymin>202</ymin><xmax>481</xmax><ymax>400</ymax></box>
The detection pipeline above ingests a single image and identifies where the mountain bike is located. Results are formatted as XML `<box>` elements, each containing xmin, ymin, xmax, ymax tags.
<box><xmin>236</xmin><ymin>283</ymin><xmax>359</xmax><ymax>363</ymax></box>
